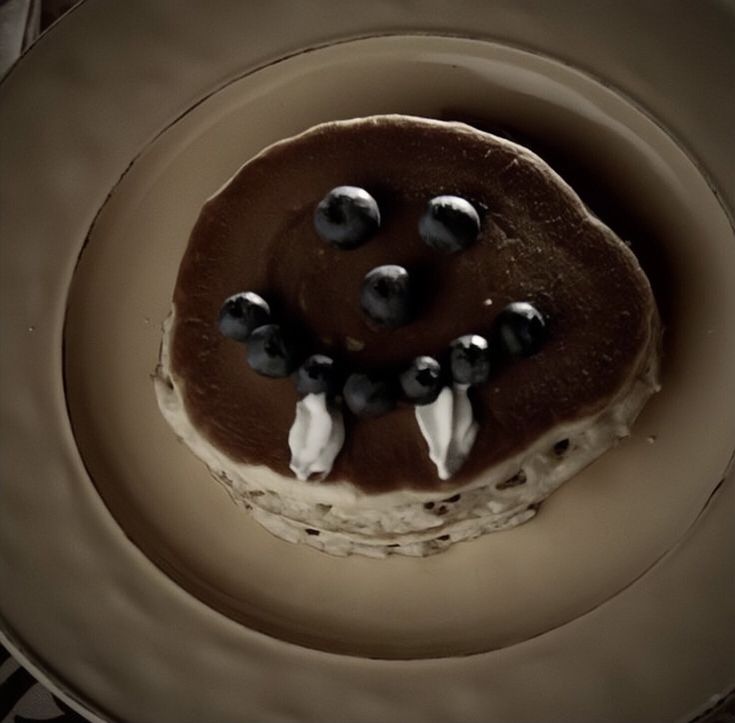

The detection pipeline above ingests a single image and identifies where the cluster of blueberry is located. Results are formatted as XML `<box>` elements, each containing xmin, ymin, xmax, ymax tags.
<box><xmin>314</xmin><ymin>185</ymin><xmax>481</xmax><ymax>253</ymax></box>
<box><xmin>317</xmin><ymin>186</ymin><xmax>481</xmax><ymax>329</ymax></box>
<box><xmin>217</xmin><ymin>186</ymin><xmax>546</xmax><ymax>417</ymax></box>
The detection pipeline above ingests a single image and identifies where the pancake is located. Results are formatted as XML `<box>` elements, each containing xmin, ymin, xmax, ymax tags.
<box><xmin>155</xmin><ymin>115</ymin><xmax>660</xmax><ymax>556</ymax></box>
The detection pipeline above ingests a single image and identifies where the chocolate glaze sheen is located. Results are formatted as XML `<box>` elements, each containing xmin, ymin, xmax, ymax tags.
<box><xmin>170</xmin><ymin>116</ymin><xmax>655</xmax><ymax>493</ymax></box>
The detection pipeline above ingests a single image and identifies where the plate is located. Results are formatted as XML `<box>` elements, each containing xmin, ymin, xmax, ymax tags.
<box><xmin>63</xmin><ymin>33</ymin><xmax>733</xmax><ymax>660</ymax></box>
<box><xmin>1</xmin><ymin>1</ymin><xmax>734</xmax><ymax>721</ymax></box>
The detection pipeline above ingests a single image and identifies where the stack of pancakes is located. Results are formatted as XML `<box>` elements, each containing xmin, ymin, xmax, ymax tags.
<box><xmin>155</xmin><ymin>115</ymin><xmax>660</xmax><ymax>556</ymax></box>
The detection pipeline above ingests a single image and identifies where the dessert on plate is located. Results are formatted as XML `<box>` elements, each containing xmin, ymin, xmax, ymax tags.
<box><xmin>155</xmin><ymin>114</ymin><xmax>661</xmax><ymax>557</ymax></box>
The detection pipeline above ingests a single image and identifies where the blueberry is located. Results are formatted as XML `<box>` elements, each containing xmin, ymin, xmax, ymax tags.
<box><xmin>419</xmin><ymin>195</ymin><xmax>480</xmax><ymax>253</ymax></box>
<box><xmin>296</xmin><ymin>355</ymin><xmax>340</xmax><ymax>396</ymax></box>
<box><xmin>360</xmin><ymin>265</ymin><xmax>413</xmax><ymax>328</ymax></box>
<box><xmin>314</xmin><ymin>186</ymin><xmax>380</xmax><ymax>249</ymax></box>
<box><xmin>217</xmin><ymin>292</ymin><xmax>270</xmax><ymax>342</ymax></box>
<box><xmin>450</xmin><ymin>335</ymin><xmax>491</xmax><ymax>385</ymax></box>
<box><xmin>343</xmin><ymin>372</ymin><xmax>397</xmax><ymax>417</ymax></box>
<box><xmin>246</xmin><ymin>324</ymin><xmax>298</xmax><ymax>378</ymax></box>
<box><xmin>496</xmin><ymin>302</ymin><xmax>547</xmax><ymax>358</ymax></box>
<box><xmin>400</xmin><ymin>356</ymin><xmax>443</xmax><ymax>405</ymax></box>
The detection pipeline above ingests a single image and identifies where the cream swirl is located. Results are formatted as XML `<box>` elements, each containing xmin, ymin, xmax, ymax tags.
<box><xmin>415</xmin><ymin>384</ymin><xmax>479</xmax><ymax>480</ymax></box>
<box><xmin>288</xmin><ymin>393</ymin><xmax>345</xmax><ymax>481</ymax></box>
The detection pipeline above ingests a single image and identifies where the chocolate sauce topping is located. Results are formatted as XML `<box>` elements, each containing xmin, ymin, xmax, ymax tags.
<box><xmin>170</xmin><ymin>116</ymin><xmax>655</xmax><ymax>493</ymax></box>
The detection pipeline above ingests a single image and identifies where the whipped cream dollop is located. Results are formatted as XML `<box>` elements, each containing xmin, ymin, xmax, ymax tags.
<box><xmin>415</xmin><ymin>384</ymin><xmax>479</xmax><ymax>480</ymax></box>
<box><xmin>288</xmin><ymin>393</ymin><xmax>345</xmax><ymax>481</ymax></box>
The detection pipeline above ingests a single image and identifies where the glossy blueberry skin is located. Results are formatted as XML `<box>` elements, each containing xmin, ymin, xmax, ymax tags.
<box><xmin>343</xmin><ymin>372</ymin><xmax>398</xmax><ymax>417</ymax></box>
<box><xmin>400</xmin><ymin>356</ymin><xmax>443</xmax><ymax>405</ymax></box>
<box><xmin>296</xmin><ymin>354</ymin><xmax>340</xmax><ymax>396</ymax></box>
<box><xmin>449</xmin><ymin>334</ymin><xmax>491</xmax><ymax>385</ymax></box>
<box><xmin>360</xmin><ymin>264</ymin><xmax>413</xmax><ymax>328</ymax></box>
<box><xmin>418</xmin><ymin>195</ymin><xmax>481</xmax><ymax>253</ymax></box>
<box><xmin>313</xmin><ymin>186</ymin><xmax>381</xmax><ymax>249</ymax></box>
<box><xmin>217</xmin><ymin>292</ymin><xmax>271</xmax><ymax>342</ymax></box>
<box><xmin>246</xmin><ymin>324</ymin><xmax>298</xmax><ymax>378</ymax></box>
<box><xmin>495</xmin><ymin>302</ymin><xmax>547</xmax><ymax>358</ymax></box>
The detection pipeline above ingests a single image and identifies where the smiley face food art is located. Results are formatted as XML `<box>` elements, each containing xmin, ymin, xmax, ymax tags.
<box><xmin>155</xmin><ymin>115</ymin><xmax>661</xmax><ymax>557</ymax></box>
